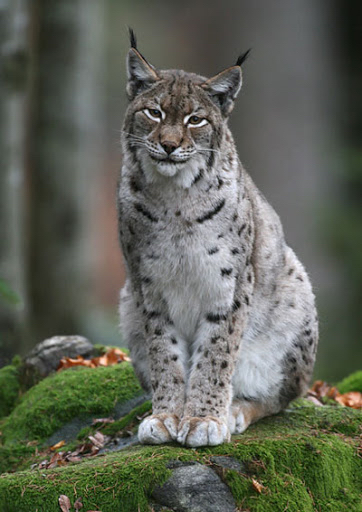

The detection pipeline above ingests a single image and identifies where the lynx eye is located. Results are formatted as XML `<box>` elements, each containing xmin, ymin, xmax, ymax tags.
<box><xmin>189</xmin><ymin>116</ymin><xmax>201</xmax><ymax>124</ymax></box>
<box><xmin>144</xmin><ymin>108</ymin><xmax>163</xmax><ymax>122</ymax></box>
<box><xmin>186</xmin><ymin>114</ymin><xmax>208</xmax><ymax>128</ymax></box>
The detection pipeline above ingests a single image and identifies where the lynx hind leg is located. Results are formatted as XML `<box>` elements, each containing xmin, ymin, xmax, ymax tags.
<box><xmin>229</xmin><ymin>399</ymin><xmax>276</xmax><ymax>435</ymax></box>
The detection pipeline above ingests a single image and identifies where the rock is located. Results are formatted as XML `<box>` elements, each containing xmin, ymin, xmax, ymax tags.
<box><xmin>24</xmin><ymin>335</ymin><xmax>94</xmax><ymax>377</ymax></box>
<box><xmin>1</xmin><ymin>362</ymin><xmax>143</xmax><ymax>445</ymax></box>
<box><xmin>152</xmin><ymin>462</ymin><xmax>236</xmax><ymax>512</ymax></box>
<box><xmin>209</xmin><ymin>455</ymin><xmax>245</xmax><ymax>472</ymax></box>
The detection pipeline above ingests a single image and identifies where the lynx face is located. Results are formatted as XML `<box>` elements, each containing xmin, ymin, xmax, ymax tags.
<box><xmin>124</xmin><ymin>44</ymin><xmax>244</xmax><ymax>182</ymax></box>
<box><xmin>126</xmin><ymin>76</ymin><xmax>219</xmax><ymax>178</ymax></box>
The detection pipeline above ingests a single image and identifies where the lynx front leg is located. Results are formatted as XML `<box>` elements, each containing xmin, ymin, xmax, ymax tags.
<box><xmin>138</xmin><ymin>319</ymin><xmax>187</xmax><ymax>445</ymax></box>
<box><xmin>178</xmin><ymin>305</ymin><xmax>246</xmax><ymax>447</ymax></box>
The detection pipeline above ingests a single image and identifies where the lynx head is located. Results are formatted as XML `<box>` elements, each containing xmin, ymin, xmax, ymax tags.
<box><xmin>123</xmin><ymin>29</ymin><xmax>250</xmax><ymax>183</ymax></box>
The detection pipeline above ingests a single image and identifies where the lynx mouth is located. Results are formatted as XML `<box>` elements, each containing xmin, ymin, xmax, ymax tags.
<box><xmin>149</xmin><ymin>155</ymin><xmax>187</xmax><ymax>165</ymax></box>
<box><xmin>150</xmin><ymin>156</ymin><xmax>177</xmax><ymax>165</ymax></box>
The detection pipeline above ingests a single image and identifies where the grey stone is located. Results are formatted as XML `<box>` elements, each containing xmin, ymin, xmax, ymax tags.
<box><xmin>98</xmin><ymin>434</ymin><xmax>139</xmax><ymax>454</ymax></box>
<box><xmin>25</xmin><ymin>335</ymin><xmax>94</xmax><ymax>376</ymax></box>
<box><xmin>152</xmin><ymin>462</ymin><xmax>236</xmax><ymax>512</ymax></box>
<box><xmin>46</xmin><ymin>393</ymin><xmax>149</xmax><ymax>447</ymax></box>
<box><xmin>210</xmin><ymin>456</ymin><xmax>245</xmax><ymax>472</ymax></box>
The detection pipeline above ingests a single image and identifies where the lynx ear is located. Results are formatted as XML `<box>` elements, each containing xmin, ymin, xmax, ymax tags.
<box><xmin>202</xmin><ymin>50</ymin><xmax>250</xmax><ymax>116</ymax></box>
<box><xmin>126</xmin><ymin>29</ymin><xmax>159</xmax><ymax>100</ymax></box>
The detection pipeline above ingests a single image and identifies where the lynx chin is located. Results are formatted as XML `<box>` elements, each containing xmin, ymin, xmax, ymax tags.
<box><xmin>118</xmin><ymin>30</ymin><xmax>318</xmax><ymax>447</ymax></box>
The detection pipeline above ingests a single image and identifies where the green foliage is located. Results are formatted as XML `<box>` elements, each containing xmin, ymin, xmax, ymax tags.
<box><xmin>0</xmin><ymin>445</ymin><xmax>36</xmax><ymax>475</ymax></box>
<box><xmin>338</xmin><ymin>370</ymin><xmax>362</xmax><ymax>393</ymax></box>
<box><xmin>102</xmin><ymin>400</ymin><xmax>152</xmax><ymax>436</ymax></box>
<box><xmin>0</xmin><ymin>279</ymin><xmax>20</xmax><ymax>306</ymax></box>
<box><xmin>0</xmin><ymin>365</ymin><xmax>20</xmax><ymax>419</ymax></box>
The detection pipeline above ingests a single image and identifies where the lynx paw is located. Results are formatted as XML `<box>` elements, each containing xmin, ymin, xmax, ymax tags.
<box><xmin>177</xmin><ymin>416</ymin><xmax>230</xmax><ymax>447</ymax></box>
<box><xmin>228</xmin><ymin>409</ymin><xmax>246</xmax><ymax>434</ymax></box>
<box><xmin>138</xmin><ymin>413</ymin><xmax>179</xmax><ymax>445</ymax></box>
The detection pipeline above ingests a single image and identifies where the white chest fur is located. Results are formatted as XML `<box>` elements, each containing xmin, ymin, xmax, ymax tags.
<box><xmin>140</xmin><ymin>222</ymin><xmax>236</xmax><ymax>341</ymax></box>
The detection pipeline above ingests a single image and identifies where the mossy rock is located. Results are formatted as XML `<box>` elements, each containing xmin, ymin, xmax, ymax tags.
<box><xmin>0</xmin><ymin>366</ymin><xmax>361</xmax><ymax>511</ymax></box>
<box><xmin>1</xmin><ymin>362</ymin><xmax>143</xmax><ymax>445</ymax></box>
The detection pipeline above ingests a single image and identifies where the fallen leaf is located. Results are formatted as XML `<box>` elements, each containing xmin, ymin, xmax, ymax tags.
<box><xmin>51</xmin><ymin>440</ymin><xmax>66</xmax><ymax>451</ymax></box>
<box><xmin>58</xmin><ymin>355</ymin><xmax>95</xmax><ymax>371</ymax></box>
<box><xmin>74</xmin><ymin>497</ymin><xmax>83</xmax><ymax>510</ymax></box>
<box><xmin>305</xmin><ymin>395</ymin><xmax>324</xmax><ymax>406</ymax></box>
<box><xmin>58</xmin><ymin>348</ymin><xmax>130</xmax><ymax>371</ymax></box>
<box><xmin>335</xmin><ymin>391</ymin><xmax>362</xmax><ymax>409</ymax></box>
<box><xmin>65</xmin><ymin>455</ymin><xmax>82</xmax><ymax>463</ymax></box>
<box><xmin>59</xmin><ymin>495</ymin><xmax>71</xmax><ymax>512</ymax></box>
<box><xmin>92</xmin><ymin>417</ymin><xmax>114</xmax><ymax>425</ymax></box>
<box><xmin>309</xmin><ymin>380</ymin><xmax>362</xmax><ymax>409</ymax></box>
<box><xmin>251</xmin><ymin>478</ymin><xmax>265</xmax><ymax>494</ymax></box>
<box><xmin>310</xmin><ymin>380</ymin><xmax>331</xmax><ymax>398</ymax></box>
<box><xmin>88</xmin><ymin>432</ymin><xmax>105</xmax><ymax>449</ymax></box>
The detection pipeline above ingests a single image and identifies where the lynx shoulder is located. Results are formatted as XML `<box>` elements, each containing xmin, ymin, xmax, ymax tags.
<box><xmin>118</xmin><ymin>31</ymin><xmax>318</xmax><ymax>447</ymax></box>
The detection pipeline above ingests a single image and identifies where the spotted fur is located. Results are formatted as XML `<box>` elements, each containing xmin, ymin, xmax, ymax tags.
<box><xmin>118</xmin><ymin>33</ymin><xmax>318</xmax><ymax>447</ymax></box>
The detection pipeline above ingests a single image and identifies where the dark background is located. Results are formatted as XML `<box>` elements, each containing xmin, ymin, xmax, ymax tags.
<box><xmin>1</xmin><ymin>0</ymin><xmax>361</xmax><ymax>381</ymax></box>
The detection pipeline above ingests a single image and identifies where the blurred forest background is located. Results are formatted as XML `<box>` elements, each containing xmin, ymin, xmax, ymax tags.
<box><xmin>0</xmin><ymin>0</ymin><xmax>361</xmax><ymax>381</ymax></box>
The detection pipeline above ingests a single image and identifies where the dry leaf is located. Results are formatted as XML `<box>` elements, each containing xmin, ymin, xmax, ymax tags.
<box><xmin>335</xmin><ymin>391</ymin><xmax>362</xmax><ymax>409</ymax></box>
<box><xmin>65</xmin><ymin>455</ymin><xmax>82</xmax><ymax>463</ymax></box>
<box><xmin>309</xmin><ymin>380</ymin><xmax>362</xmax><ymax>410</ymax></box>
<box><xmin>92</xmin><ymin>417</ymin><xmax>114</xmax><ymax>425</ymax></box>
<box><xmin>51</xmin><ymin>440</ymin><xmax>66</xmax><ymax>451</ymax></box>
<box><xmin>88</xmin><ymin>432</ymin><xmax>105</xmax><ymax>449</ymax></box>
<box><xmin>305</xmin><ymin>395</ymin><xmax>324</xmax><ymax>406</ymax></box>
<box><xmin>58</xmin><ymin>348</ymin><xmax>130</xmax><ymax>371</ymax></box>
<box><xmin>310</xmin><ymin>380</ymin><xmax>331</xmax><ymax>398</ymax></box>
<box><xmin>252</xmin><ymin>478</ymin><xmax>265</xmax><ymax>494</ymax></box>
<box><xmin>74</xmin><ymin>497</ymin><xmax>83</xmax><ymax>510</ymax></box>
<box><xmin>59</xmin><ymin>495</ymin><xmax>71</xmax><ymax>512</ymax></box>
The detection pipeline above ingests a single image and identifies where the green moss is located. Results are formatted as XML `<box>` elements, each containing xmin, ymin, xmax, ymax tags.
<box><xmin>0</xmin><ymin>445</ymin><xmax>193</xmax><ymax>512</ymax></box>
<box><xmin>76</xmin><ymin>399</ymin><xmax>152</xmax><ymax>442</ymax></box>
<box><xmin>1</xmin><ymin>363</ymin><xmax>142</xmax><ymax>444</ymax></box>
<box><xmin>199</xmin><ymin>430</ymin><xmax>361</xmax><ymax>511</ymax></box>
<box><xmin>0</xmin><ymin>365</ymin><xmax>20</xmax><ymax>419</ymax></box>
<box><xmin>0</xmin><ymin>368</ymin><xmax>361</xmax><ymax>511</ymax></box>
<box><xmin>338</xmin><ymin>370</ymin><xmax>362</xmax><ymax>393</ymax></box>
<box><xmin>0</xmin><ymin>445</ymin><xmax>36</xmax><ymax>475</ymax></box>
<box><xmin>102</xmin><ymin>400</ymin><xmax>152</xmax><ymax>436</ymax></box>
<box><xmin>0</xmin><ymin>425</ymin><xmax>361</xmax><ymax>512</ymax></box>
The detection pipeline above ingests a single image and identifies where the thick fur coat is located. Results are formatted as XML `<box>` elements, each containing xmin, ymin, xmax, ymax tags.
<box><xmin>118</xmin><ymin>32</ymin><xmax>318</xmax><ymax>447</ymax></box>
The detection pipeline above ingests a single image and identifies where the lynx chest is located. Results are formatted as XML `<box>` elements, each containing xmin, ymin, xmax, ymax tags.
<box><xmin>121</xmin><ymin>182</ymin><xmax>242</xmax><ymax>338</ymax></box>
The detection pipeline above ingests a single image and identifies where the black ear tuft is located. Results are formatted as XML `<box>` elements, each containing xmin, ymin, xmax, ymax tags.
<box><xmin>235</xmin><ymin>49</ymin><xmax>251</xmax><ymax>67</ymax></box>
<box><xmin>129</xmin><ymin>27</ymin><xmax>137</xmax><ymax>49</ymax></box>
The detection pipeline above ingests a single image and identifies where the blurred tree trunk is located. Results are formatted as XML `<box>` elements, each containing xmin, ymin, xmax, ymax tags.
<box><xmin>27</xmin><ymin>0</ymin><xmax>104</xmax><ymax>346</ymax></box>
<box><xmin>0</xmin><ymin>0</ymin><xmax>104</xmax><ymax>362</ymax></box>
<box><xmin>0</xmin><ymin>0</ymin><xmax>31</xmax><ymax>365</ymax></box>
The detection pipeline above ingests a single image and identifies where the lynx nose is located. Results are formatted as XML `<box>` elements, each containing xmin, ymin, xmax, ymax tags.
<box><xmin>161</xmin><ymin>141</ymin><xmax>178</xmax><ymax>155</ymax></box>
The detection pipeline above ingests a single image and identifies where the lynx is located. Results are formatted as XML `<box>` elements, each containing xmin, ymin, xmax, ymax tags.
<box><xmin>118</xmin><ymin>30</ymin><xmax>318</xmax><ymax>447</ymax></box>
